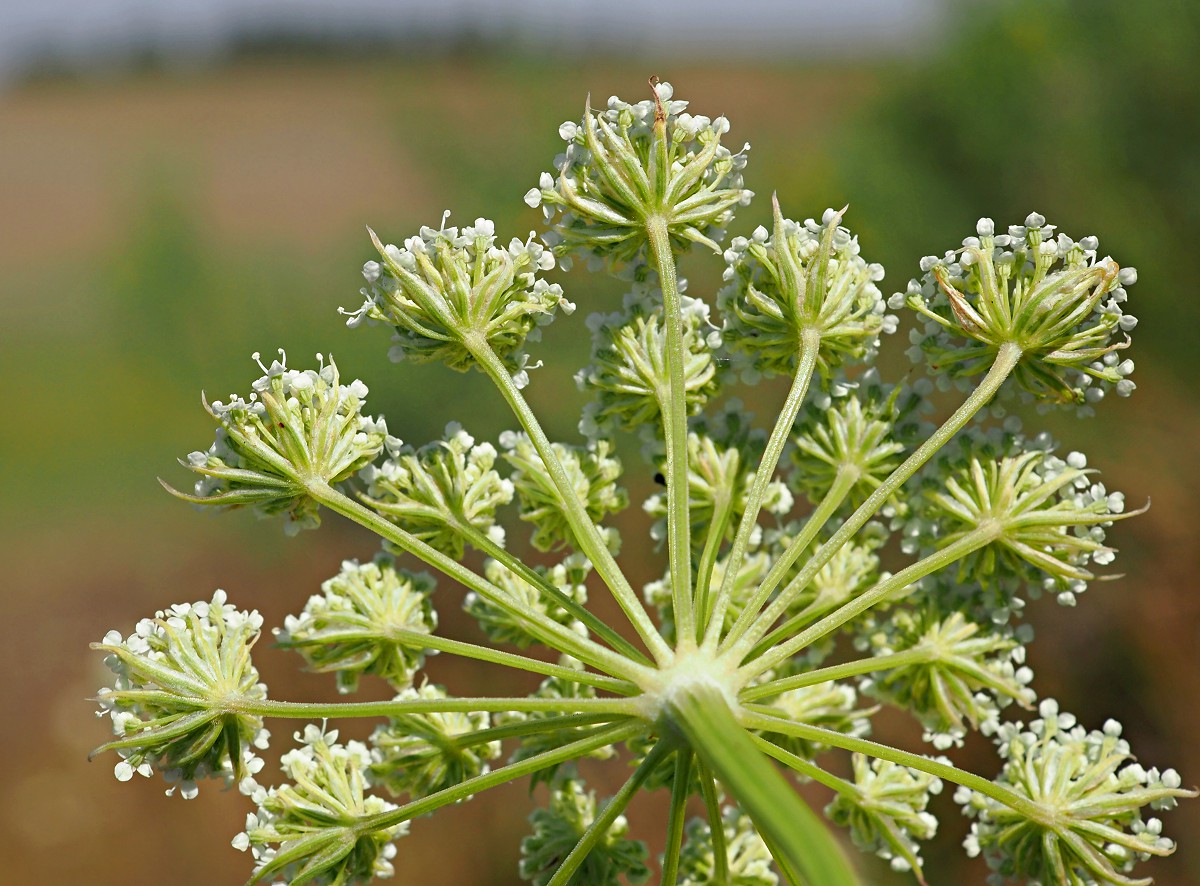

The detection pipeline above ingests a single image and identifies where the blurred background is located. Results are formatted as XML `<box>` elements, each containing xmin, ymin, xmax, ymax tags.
<box><xmin>2</xmin><ymin>0</ymin><xmax>1197</xmax><ymax>883</ymax></box>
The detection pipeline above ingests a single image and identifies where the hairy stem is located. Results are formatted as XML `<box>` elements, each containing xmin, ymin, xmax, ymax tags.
<box><xmin>647</xmin><ymin>213</ymin><xmax>696</xmax><ymax>647</ymax></box>
<box><xmin>468</xmin><ymin>337</ymin><xmax>674</xmax><ymax>665</ymax></box>
<box><xmin>740</xmin><ymin>647</ymin><xmax>934</xmax><ymax>703</ymax></box>
<box><xmin>310</xmin><ymin>480</ymin><xmax>654</xmax><ymax>684</ymax></box>
<box><xmin>703</xmin><ymin>330</ymin><xmax>820</xmax><ymax>651</ymax></box>
<box><xmin>742</xmin><ymin>525</ymin><xmax>997</xmax><ymax>679</ymax></box>
<box><xmin>723</xmin><ymin>342</ymin><xmax>1022</xmax><ymax>659</ymax></box>
<box><xmin>238</xmin><ymin>694</ymin><xmax>639</xmax><ymax>721</ymax></box>
<box><xmin>698</xmin><ymin>760</ymin><xmax>730</xmax><ymax>883</ymax></box>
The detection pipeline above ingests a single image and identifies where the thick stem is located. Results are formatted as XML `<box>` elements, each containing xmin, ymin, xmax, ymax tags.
<box><xmin>545</xmin><ymin>740</ymin><xmax>671</xmax><ymax>886</ymax></box>
<box><xmin>742</xmin><ymin>525</ymin><xmax>996</xmax><ymax>679</ymax></box>
<box><xmin>468</xmin><ymin>338</ymin><xmax>674</xmax><ymax>666</ymax></box>
<box><xmin>310</xmin><ymin>480</ymin><xmax>653</xmax><ymax>684</ymax></box>
<box><xmin>723</xmin><ymin>342</ymin><xmax>1022</xmax><ymax>659</ymax></box>
<box><xmin>740</xmin><ymin>709</ymin><xmax>1046</xmax><ymax>821</ymax></box>
<box><xmin>663</xmin><ymin>680</ymin><xmax>860</xmax><ymax>885</ymax></box>
<box><xmin>647</xmin><ymin>214</ymin><xmax>696</xmax><ymax>647</ymax></box>
<box><xmin>703</xmin><ymin>331</ymin><xmax>820</xmax><ymax>651</ymax></box>
<box><xmin>455</xmin><ymin>519</ymin><xmax>651</xmax><ymax>666</ymax></box>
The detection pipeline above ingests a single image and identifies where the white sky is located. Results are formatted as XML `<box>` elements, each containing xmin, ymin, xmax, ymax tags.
<box><xmin>0</xmin><ymin>0</ymin><xmax>944</xmax><ymax>79</ymax></box>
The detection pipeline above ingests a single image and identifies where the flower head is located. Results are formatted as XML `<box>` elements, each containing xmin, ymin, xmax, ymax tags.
<box><xmin>361</xmin><ymin>423</ymin><xmax>513</xmax><ymax>558</ymax></box>
<box><xmin>347</xmin><ymin>215</ymin><xmax>571</xmax><ymax>380</ymax></box>
<box><xmin>168</xmin><ymin>351</ymin><xmax>387</xmax><ymax>534</ymax></box>
<box><xmin>895</xmin><ymin>215</ymin><xmax>1136</xmax><ymax>409</ymax></box>
<box><xmin>465</xmin><ymin>556</ymin><xmax>590</xmax><ymax>649</ymax></box>
<box><xmin>957</xmin><ymin>700</ymin><xmax>1195</xmax><ymax>886</ymax></box>
<box><xmin>519</xmin><ymin>778</ymin><xmax>650</xmax><ymax>886</ymax></box>
<box><xmin>860</xmin><ymin>609</ymin><xmax>1035</xmax><ymax>748</ymax></box>
<box><xmin>677</xmin><ymin>807</ymin><xmax>777</xmax><ymax>886</ymax></box>
<box><xmin>577</xmin><ymin>284</ymin><xmax>724</xmax><ymax>436</ymax></box>
<box><xmin>237</xmin><ymin>725</ymin><xmax>405</xmax><ymax>885</ymax></box>
<box><xmin>369</xmin><ymin>683</ymin><xmax>500</xmax><ymax>799</ymax></box>
<box><xmin>501</xmin><ymin>431</ymin><xmax>627</xmax><ymax>553</ymax></box>
<box><xmin>528</xmin><ymin>80</ymin><xmax>751</xmax><ymax>269</ymax></box>
<box><xmin>760</xmin><ymin>682</ymin><xmax>874</xmax><ymax>762</ymax></box>
<box><xmin>720</xmin><ymin>200</ymin><xmax>894</xmax><ymax>378</ymax></box>
<box><xmin>277</xmin><ymin>557</ymin><xmax>437</xmax><ymax>694</ymax></box>
<box><xmin>826</xmin><ymin>755</ymin><xmax>943</xmax><ymax>882</ymax></box>
<box><xmin>92</xmin><ymin>590</ymin><xmax>269</xmax><ymax>798</ymax></box>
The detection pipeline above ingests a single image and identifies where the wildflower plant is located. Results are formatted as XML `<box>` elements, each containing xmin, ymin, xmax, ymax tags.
<box><xmin>92</xmin><ymin>79</ymin><xmax>1194</xmax><ymax>885</ymax></box>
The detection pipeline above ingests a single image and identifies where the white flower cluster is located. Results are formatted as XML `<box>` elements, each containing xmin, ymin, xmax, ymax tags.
<box><xmin>361</xmin><ymin>423</ymin><xmax>514</xmax><ymax>559</ymax></box>
<box><xmin>465</xmin><ymin>555</ymin><xmax>591</xmax><ymax>649</ymax></box>
<box><xmin>277</xmin><ymin>556</ymin><xmax>437</xmax><ymax>693</ymax></box>
<box><xmin>177</xmin><ymin>351</ymin><xmax>388</xmax><ymax>534</ymax></box>
<box><xmin>236</xmin><ymin>724</ymin><xmax>405</xmax><ymax>886</ymax></box>
<box><xmin>894</xmin><ymin>214</ymin><xmax>1136</xmax><ymax>412</ymax></box>
<box><xmin>527</xmin><ymin>81</ymin><xmax>751</xmax><ymax>268</ymax></box>
<box><xmin>94</xmin><ymin>590</ymin><xmax>269</xmax><ymax>799</ymax></box>
<box><xmin>677</xmin><ymin>807</ymin><xmax>777</xmax><ymax>886</ymax></box>
<box><xmin>957</xmin><ymin>700</ymin><xmax>1194</xmax><ymax>886</ymax></box>
<box><xmin>720</xmin><ymin>204</ymin><xmax>895</xmax><ymax>379</ymax></box>
<box><xmin>370</xmin><ymin>683</ymin><xmax>500</xmax><ymax>800</ymax></box>
<box><xmin>348</xmin><ymin>215</ymin><xmax>572</xmax><ymax>382</ymax></box>
<box><xmin>577</xmin><ymin>283</ymin><xmax>725</xmax><ymax>437</ymax></box>
<box><xmin>827</xmin><ymin>755</ymin><xmax>943</xmax><ymax>879</ymax></box>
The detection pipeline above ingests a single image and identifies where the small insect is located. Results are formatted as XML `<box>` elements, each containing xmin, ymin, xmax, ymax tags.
<box><xmin>653</xmin><ymin>472</ymin><xmax>666</xmax><ymax>486</ymax></box>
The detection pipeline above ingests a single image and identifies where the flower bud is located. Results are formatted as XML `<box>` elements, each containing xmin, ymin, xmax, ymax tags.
<box><xmin>238</xmin><ymin>725</ymin><xmax>405</xmax><ymax>885</ymax></box>
<box><xmin>276</xmin><ymin>556</ymin><xmax>437</xmax><ymax>694</ymax></box>
<box><xmin>346</xmin><ymin>215</ymin><xmax>572</xmax><ymax>378</ymax></box>
<box><xmin>826</xmin><ymin>755</ymin><xmax>942</xmax><ymax>880</ymax></box>
<box><xmin>898</xmin><ymin>216</ymin><xmax>1136</xmax><ymax>409</ymax></box>
<box><xmin>530</xmin><ymin>80</ymin><xmax>751</xmax><ymax>269</ymax></box>
<box><xmin>361</xmin><ymin>423</ymin><xmax>513</xmax><ymax>558</ymax></box>
<box><xmin>678</xmin><ymin>807</ymin><xmax>776</xmax><ymax>886</ymax></box>
<box><xmin>957</xmin><ymin>701</ymin><xmax>1195</xmax><ymax>885</ymax></box>
<box><xmin>720</xmin><ymin>200</ymin><xmax>893</xmax><ymax>378</ymax></box>
<box><xmin>92</xmin><ymin>590</ymin><xmax>269</xmax><ymax>798</ymax></box>
<box><xmin>465</xmin><ymin>556</ymin><xmax>590</xmax><ymax>649</ymax></box>
<box><xmin>370</xmin><ymin>683</ymin><xmax>500</xmax><ymax>799</ymax></box>
<box><xmin>168</xmin><ymin>351</ymin><xmax>387</xmax><ymax>534</ymax></box>
<box><xmin>519</xmin><ymin>778</ymin><xmax>650</xmax><ymax>886</ymax></box>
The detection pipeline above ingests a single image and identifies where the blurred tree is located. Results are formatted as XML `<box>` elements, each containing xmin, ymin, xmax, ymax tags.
<box><xmin>834</xmin><ymin>0</ymin><xmax>1200</xmax><ymax>380</ymax></box>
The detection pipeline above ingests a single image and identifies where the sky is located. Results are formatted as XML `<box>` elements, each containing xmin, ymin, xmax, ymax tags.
<box><xmin>0</xmin><ymin>0</ymin><xmax>943</xmax><ymax>81</ymax></box>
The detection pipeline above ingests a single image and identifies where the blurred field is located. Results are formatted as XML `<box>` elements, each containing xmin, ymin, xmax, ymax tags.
<box><xmin>3</xmin><ymin>4</ymin><xmax>1199</xmax><ymax>882</ymax></box>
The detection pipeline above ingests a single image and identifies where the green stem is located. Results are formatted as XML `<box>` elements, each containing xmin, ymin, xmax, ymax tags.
<box><xmin>310</xmin><ymin>480</ymin><xmax>653</xmax><ymax>684</ymax></box>
<box><xmin>455</xmin><ymin>519</ymin><xmax>651</xmax><ymax>666</ymax></box>
<box><xmin>723</xmin><ymin>342</ymin><xmax>1022</xmax><ymax>659</ymax></box>
<box><xmin>739</xmin><ymin>709</ymin><xmax>1046</xmax><ymax>821</ymax></box>
<box><xmin>740</xmin><ymin>647</ymin><xmax>934</xmax><ymax>703</ymax></box>
<box><xmin>703</xmin><ymin>331</ymin><xmax>820</xmax><ymax>651</ymax></box>
<box><xmin>756</xmin><ymin>824</ymin><xmax>806</xmax><ymax>886</ymax></box>
<box><xmin>395</xmin><ymin>714</ymin><xmax>621</xmax><ymax>760</ymax></box>
<box><xmin>660</xmin><ymin>750</ymin><xmax>694</xmax><ymax>886</ymax></box>
<box><xmin>664</xmin><ymin>680</ymin><xmax>860</xmax><ymax>885</ymax></box>
<box><xmin>359</xmin><ymin>720</ymin><xmax>646</xmax><ymax>833</ymax></box>
<box><xmin>722</xmin><ymin>465</ymin><xmax>856</xmax><ymax>648</ymax></box>
<box><xmin>698</xmin><ymin>760</ymin><xmax>730</xmax><ymax>884</ymax></box>
<box><xmin>468</xmin><ymin>337</ymin><xmax>674</xmax><ymax>666</ymax></box>
<box><xmin>238</xmin><ymin>694</ymin><xmax>638</xmax><ymax>721</ymax></box>
<box><xmin>693</xmin><ymin>490</ymin><xmax>736</xmax><ymax>636</ymax></box>
<box><xmin>647</xmin><ymin>214</ymin><xmax>696</xmax><ymax>647</ymax></box>
<box><xmin>545</xmin><ymin>740</ymin><xmax>672</xmax><ymax>886</ymax></box>
<box><xmin>281</xmin><ymin>627</ymin><xmax>636</xmax><ymax>695</ymax></box>
<box><xmin>748</xmin><ymin>733</ymin><xmax>857</xmax><ymax>798</ymax></box>
<box><xmin>741</xmin><ymin>525</ymin><xmax>997</xmax><ymax>679</ymax></box>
